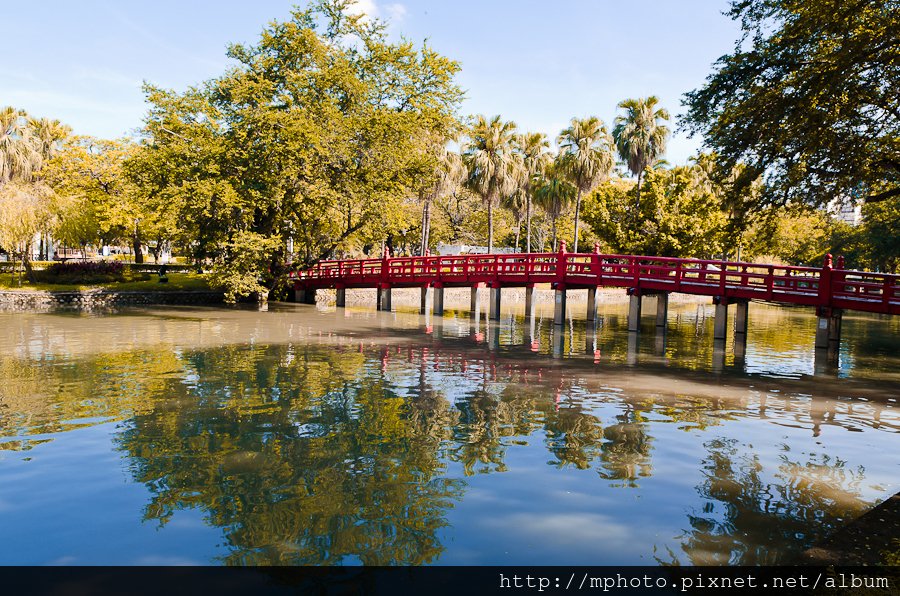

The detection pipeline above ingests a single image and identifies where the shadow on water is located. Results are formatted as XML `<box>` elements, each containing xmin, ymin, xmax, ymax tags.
<box><xmin>0</xmin><ymin>302</ymin><xmax>897</xmax><ymax>565</ymax></box>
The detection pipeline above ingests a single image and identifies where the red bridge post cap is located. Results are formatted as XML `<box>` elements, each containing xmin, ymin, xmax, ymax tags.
<box><xmin>836</xmin><ymin>255</ymin><xmax>845</xmax><ymax>269</ymax></box>
<box><xmin>594</xmin><ymin>243</ymin><xmax>601</xmax><ymax>254</ymax></box>
<box><xmin>823</xmin><ymin>253</ymin><xmax>833</xmax><ymax>268</ymax></box>
<box><xmin>559</xmin><ymin>241</ymin><xmax>567</xmax><ymax>253</ymax></box>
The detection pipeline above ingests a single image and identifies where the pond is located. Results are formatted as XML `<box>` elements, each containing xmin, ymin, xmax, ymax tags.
<box><xmin>0</xmin><ymin>299</ymin><xmax>897</xmax><ymax>565</ymax></box>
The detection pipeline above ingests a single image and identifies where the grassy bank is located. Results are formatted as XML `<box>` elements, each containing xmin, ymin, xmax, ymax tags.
<box><xmin>0</xmin><ymin>272</ymin><xmax>212</xmax><ymax>292</ymax></box>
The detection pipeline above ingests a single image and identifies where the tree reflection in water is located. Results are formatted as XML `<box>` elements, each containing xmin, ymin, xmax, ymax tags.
<box><xmin>0</xmin><ymin>333</ymin><xmax>888</xmax><ymax>565</ymax></box>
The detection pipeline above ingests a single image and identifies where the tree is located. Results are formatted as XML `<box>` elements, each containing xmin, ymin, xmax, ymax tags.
<box><xmin>517</xmin><ymin>132</ymin><xmax>551</xmax><ymax>253</ymax></box>
<box><xmin>612</xmin><ymin>96</ymin><xmax>670</xmax><ymax>213</ymax></box>
<box><xmin>682</xmin><ymin>0</ymin><xmax>900</xmax><ymax>209</ymax></box>
<box><xmin>133</xmin><ymin>0</ymin><xmax>463</xmax><ymax>300</ymax></box>
<box><xmin>557</xmin><ymin>117</ymin><xmax>615</xmax><ymax>252</ymax></box>
<box><xmin>417</xmin><ymin>145</ymin><xmax>465</xmax><ymax>255</ymax></box>
<box><xmin>533</xmin><ymin>158</ymin><xmax>576</xmax><ymax>251</ymax></box>
<box><xmin>463</xmin><ymin>115</ymin><xmax>519</xmax><ymax>252</ymax></box>
<box><xmin>583</xmin><ymin>166</ymin><xmax>728</xmax><ymax>258</ymax></box>
<box><xmin>0</xmin><ymin>107</ymin><xmax>40</xmax><ymax>184</ymax></box>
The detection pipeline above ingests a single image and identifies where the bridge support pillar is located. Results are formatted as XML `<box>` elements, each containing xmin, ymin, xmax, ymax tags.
<box><xmin>553</xmin><ymin>286</ymin><xmax>567</xmax><ymax>326</ymax></box>
<box><xmin>420</xmin><ymin>286</ymin><xmax>430</xmax><ymax>315</ymax></box>
<box><xmin>335</xmin><ymin>287</ymin><xmax>346</xmax><ymax>308</ymax></box>
<box><xmin>815</xmin><ymin>307</ymin><xmax>842</xmax><ymax>351</ymax></box>
<box><xmin>586</xmin><ymin>287</ymin><xmax>598</xmax><ymax>322</ymax></box>
<box><xmin>297</xmin><ymin>288</ymin><xmax>316</xmax><ymax>305</ymax></box>
<box><xmin>377</xmin><ymin>285</ymin><xmax>392</xmax><ymax>312</ymax></box>
<box><xmin>489</xmin><ymin>285</ymin><xmax>502</xmax><ymax>321</ymax></box>
<box><xmin>433</xmin><ymin>285</ymin><xmax>445</xmax><ymax>316</ymax></box>
<box><xmin>713</xmin><ymin>301</ymin><xmax>729</xmax><ymax>341</ymax></box>
<box><xmin>470</xmin><ymin>283</ymin><xmax>483</xmax><ymax>318</ymax></box>
<box><xmin>524</xmin><ymin>285</ymin><xmax>535</xmax><ymax>318</ymax></box>
<box><xmin>734</xmin><ymin>300</ymin><xmax>749</xmax><ymax>337</ymax></box>
<box><xmin>655</xmin><ymin>293</ymin><xmax>669</xmax><ymax>331</ymax></box>
<box><xmin>627</xmin><ymin>292</ymin><xmax>642</xmax><ymax>332</ymax></box>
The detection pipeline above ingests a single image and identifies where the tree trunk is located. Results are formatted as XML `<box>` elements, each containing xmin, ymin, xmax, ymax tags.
<box><xmin>423</xmin><ymin>198</ymin><xmax>432</xmax><ymax>255</ymax></box>
<box><xmin>419</xmin><ymin>194</ymin><xmax>428</xmax><ymax>255</ymax></box>
<box><xmin>488</xmin><ymin>199</ymin><xmax>494</xmax><ymax>253</ymax></box>
<box><xmin>514</xmin><ymin>218</ymin><xmax>521</xmax><ymax>252</ymax></box>
<box><xmin>635</xmin><ymin>170</ymin><xmax>643</xmax><ymax>224</ymax></box>
<box><xmin>551</xmin><ymin>218</ymin><xmax>558</xmax><ymax>252</ymax></box>
<box><xmin>22</xmin><ymin>241</ymin><xmax>36</xmax><ymax>283</ymax></box>
<box><xmin>526</xmin><ymin>194</ymin><xmax>532</xmax><ymax>253</ymax></box>
<box><xmin>573</xmin><ymin>189</ymin><xmax>583</xmax><ymax>253</ymax></box>
<box><xmin>132</xmin><ymin>234</ymin><xmax>143</xmax><ymax>265</ymax></box>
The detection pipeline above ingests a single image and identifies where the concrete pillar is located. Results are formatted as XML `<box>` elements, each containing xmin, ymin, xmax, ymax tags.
<box><xmin>470</xmin><ymin>284</ymin><xmax>482</xmax><ymax>318</ymax></box>
<box><xmin>336</xmin><ymin>287</ymin><xmax>346</xmax><ymax>308</ymax></box>
<box><xmin>552</xmin><ymin>326</ymin><xmax>564</xmax><ymax>358</ymax></box>
<box><xmin>655</xmin><ymin>293</ymin><xmax>669</xmax><ymax>330</ymax></box>
<box><xmin>586</xmin><ymin>287</ymin><xmax>598</xmax><ymax>322</ymax></box>
<box><xmin>734</xmin><ymin>301</ymin><xmax>749</xmax><ymax>336</ymax></box>
<box><xmin>654</xmin><ymin>333</ymin><xmax>666</xmax><ymax>357</ymax></box>
<box><xmin>524</xmin><ymin>285</ymin><xmax>535</xmax><ymax>318</ymax></box>
<box><xmin>377</xmin><ymin>286</ymin><xmax>392</xmax><ymax>312</ymax></box>
<box><xmin>626</xmin><ymin>331</ymin><xmax>638</xmax><ymax>365</ymax></box>
<box><xmin>712</xmin><ymin>339</ymin><xmax>726</xmax><ymax>373</ymax></box>
<box><xmin>420</xmin><ymin>286</ymin><xmax>430</xmax><ymax>315</ymax></box>
<box><xmin>553</xmin><ymin>287</ymin><xmax>567</xmax><ymax>326</ymax></box>
<box><xmin>627</xmin><ymin>294</ymin><xmax>642</xmax><ymax>332</ymax></box>
<box><xmin>489</xmin><ymin>286</ymin><xmax>502</xmax><ymax>321</ymax></box>
<box><xmin>814</xmin><ymin>308</ymin><xmax>843</xmax><ymax>351</ymax></box>
<box><xmin>713</xmin><ymin>302</ymin><xmax>729</xmax><ymax>341</ymax></box>
<box><xmin>433</xmin><ymin>286</ymin><xmax>445</xmax><ymax>316</ymax></box>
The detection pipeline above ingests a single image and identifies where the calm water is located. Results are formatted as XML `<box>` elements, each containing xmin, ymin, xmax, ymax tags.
<box><xmin>0</xmin><ymin>297</ymin><xmax>898</xmax><ymax>566</ymax></box>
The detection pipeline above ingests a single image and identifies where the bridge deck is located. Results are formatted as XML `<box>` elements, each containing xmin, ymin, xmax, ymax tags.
<box><xmin>293</xmin><ymin>252</ymin><xmax>900</xmax><ymax>316</ymax></box>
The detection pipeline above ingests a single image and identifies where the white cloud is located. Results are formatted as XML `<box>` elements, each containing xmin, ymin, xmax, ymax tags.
<box><xmin>347</xmin><ymin>0</ymin><xmax>378</xmax><ymax>19</ymax></box>
<box><xmin>384</xmin><ymin>3</ymin><xmax>407</xmax><ymax>24</ymax></box>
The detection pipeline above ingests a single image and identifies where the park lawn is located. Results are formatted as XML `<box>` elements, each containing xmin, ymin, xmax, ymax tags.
<box><xmin>0</xmin><ymin>272</ymin><xmax>213</xmax><ymax>292</ymax></box>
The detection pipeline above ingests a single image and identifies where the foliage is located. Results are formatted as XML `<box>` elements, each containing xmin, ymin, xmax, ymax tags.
<box><xmin>556</xmin><ymin>117</ymin><xmax>615</xmax><ymax>252</ymax></box>
<box><xmin>584</xmin><ymin>167</ymin><xmax>728</xmax><ymax>258</ymax></box>
<box><xmin>463</xmin><ymin>115</ymin><xmax>521</xmax><ymax>252</ymax></box>
<box><xmin>208</xmin><ymin>231</ymin><xmax>283</xmax><ymax>303</ymax></box>
<box><xmin>682</xmin><ymin>0</ymin><xmax>900</xmax><ymax>208</ymax></box>
<box><xmin>130</xmin><ymin>0</ymin><xmax>463</xmax><ymax>301</ymax></box>
<box><xmin>612</xmin><ymin>96</ymin><xmax>671</xmax><ymax>210</ymax></box>
<box><xmin>34</xmin><ymin>261</ymin><xmax>129</xmax><ymax>284</ymax></box>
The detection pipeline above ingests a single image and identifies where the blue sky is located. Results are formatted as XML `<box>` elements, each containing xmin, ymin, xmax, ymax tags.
<box><xmin>2</xmin><ymin>1</ymin><xmax>742</xmax><ymax>165</ymax></box>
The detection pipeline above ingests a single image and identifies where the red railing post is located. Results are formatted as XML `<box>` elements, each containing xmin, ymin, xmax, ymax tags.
<box><xmin>818</xmin><ymin>253</ymin><xmax>833</xmax><ymax>308</ymax></box>
<box><xmin>556</xmin><ymin>241</ymin><xmax>567</xmax><ymax>286</ymax></box>
<box><xmin>883</xmin><ymin>275</ymin><xmax>892</xmax><ymax>311</ymax></box>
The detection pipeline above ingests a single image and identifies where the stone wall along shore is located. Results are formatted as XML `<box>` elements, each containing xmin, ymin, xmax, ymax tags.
<box><xmin>0</xmin><ymin>289</ymin><xmax>224</xmax><ymax>311</ymax></box>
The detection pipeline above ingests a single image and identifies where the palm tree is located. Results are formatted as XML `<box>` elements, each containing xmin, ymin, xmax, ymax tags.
<box><xmin>0</xmin><ymin>107</ymin><xmax>40</xmax><ymax>185</ymax></box>
<box><xmin>612</xmin><ymin>96</ymin><xmax>670</xmax><ymax>212</ymax></box>
<box><xmin>534</xmin><ymin>158</ymin><xmax>576</xmax><ymax>252</ymax></box>
<box><xmin>517</xmin><ymin>132</ymin><xmax>551</xmax><ymax>253</ymax></box>
<box><xmin>463</xmin><ymin>115</ymin><xmax>519</xmax><ymax>252</ymax></box>
<box><xmin>557</xmin><ymin>117</ymin><xmax>614</xmax><ymax>252</ymax></box>
<box><xmin>28</xmin><ymin>117</ymin><xmax>71</xmax><ymax>163</ymax></box>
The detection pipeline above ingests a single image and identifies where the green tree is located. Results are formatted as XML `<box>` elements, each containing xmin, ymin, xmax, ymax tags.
<box><xmin>584</xmin><ymin>166</ymin><xmax>728</xmax><ymax>258</ymax></box>
<box><xmin>417</xmin><ymin>145</ymin><xmax>465</xmax><ymax>255</ymax></box>
<box><xmin>612</xmin><ymin>96</ymin><xmax>670</xmax><ymax>213</ymax></box>
<box><xmin>463</xmin><ymin>115</ymin><xmax>520</xmax><ymax>252</ymax></box>
<box><xmin>557</xmin><ymin>117</ymin><xmax>615</xmax><ymax>252</ymax></box>
<box><xmin>533</xmin><ymin>158</ymin><xmax>576</xmax><ymax>251</ymax></box>
<box><xmin>132</xmin><ymin>0</ymin><xmax>462</xmax><ymax>300</ymax></box>
<box><xmin>682</xmin><ymin>0</ymin><xmax>900</xmax><ymax>209</ymax></box>
<box><xmin>0</xmin><ymin>107</ymin><xmax>40</xmax><ymax>184</ymax></box>
<box><xmin>516</xmin><ymin>132</ymin><xmax>551</xmax><ymax>253</ymax></box>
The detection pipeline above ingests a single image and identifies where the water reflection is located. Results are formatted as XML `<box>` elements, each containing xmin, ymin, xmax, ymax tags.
<box><xmin>0</xmin><ymin>303</ymin><xmax>897</xmax><ymax>565</ymax></box>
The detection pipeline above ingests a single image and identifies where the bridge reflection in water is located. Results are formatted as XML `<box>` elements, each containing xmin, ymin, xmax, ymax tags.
<box><xmin>294</xmin><ymin>246</ymin><xmax>900</xmax><ymax>366</ymax></box>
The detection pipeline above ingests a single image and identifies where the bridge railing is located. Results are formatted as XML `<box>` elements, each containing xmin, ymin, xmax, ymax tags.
<box><xmin>293</xmin><ymin>251</ymin><xmax>898</xmax><ymax>314</ymax></box>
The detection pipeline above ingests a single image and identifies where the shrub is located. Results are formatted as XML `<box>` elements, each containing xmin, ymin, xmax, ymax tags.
<box><xmin>36</xmin><ymin>261</ymin><xmax>128</xmax><ymax>284</ymax></box>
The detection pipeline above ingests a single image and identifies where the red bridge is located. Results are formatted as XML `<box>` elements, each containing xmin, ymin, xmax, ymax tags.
<box><xmin>293</xmin><ymin>243</ymin><xmax>899</xmax><ymax>354</ymax></box>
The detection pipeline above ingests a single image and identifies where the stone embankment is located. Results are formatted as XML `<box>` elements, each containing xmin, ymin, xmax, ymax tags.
<box><xmin>0</xmin><ymin>290</ymin><xmax>224</xmax><ymax>310</ymax></box>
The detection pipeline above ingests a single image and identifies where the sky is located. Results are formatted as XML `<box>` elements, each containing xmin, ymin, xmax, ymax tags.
<box><xmin>1</xmin><ymin>0</ymin><xmax>743</xmax><ymax>166</ymax></box>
